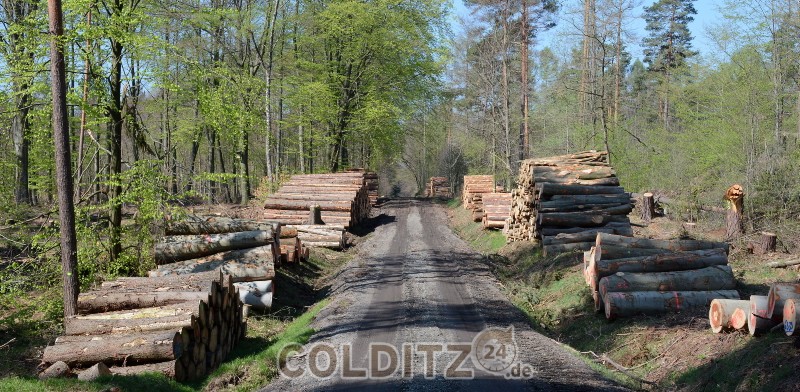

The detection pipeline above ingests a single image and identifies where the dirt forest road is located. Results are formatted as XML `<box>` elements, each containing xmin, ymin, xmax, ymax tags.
<box><xmin>262</xmin><ymin>199</ymin><xmax>627</xmax><ymax>391</ymax></box>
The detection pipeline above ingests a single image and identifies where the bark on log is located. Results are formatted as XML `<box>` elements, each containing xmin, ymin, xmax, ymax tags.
<box><xmin>148</xmin><ymin>246</ymin><xmax>275</xmax><ymax>281</ymax></box>
<box><xmin>100</xmin><ymin>271</ymin><xmax>222</xmax><ymax>291</ymax></box>
<box><xmin>543</xmin><ymin>242</ymin><xmax>594</xmax><ymax>256</ymax></box>
<box><xmin>43</xmin><ymin>330</ymin><xmax>183</xmax><ymax>366</ymax></box>
<box><xmin>709</xmin><ymin>299</ymin><xmax>750</xmax><ymax>333</ymax></box>
<box><xmin>263</xmin><ymin>200</ymin><xmax>353</xmax><ymax>211</ymax></box>
<box><xmin>537</xmin><ymin>183</ymin><xmax>625</xmax><ymax>197</ymax></box>
<box><xmin>78</xmin><ymin>292</ymin><xmax>207</xmax><ymax>314</ymax></box>
<box><xmin>77</xmin><ymin>363</ymin><xmax>111</xmax><ymax>381</ymax></box>
<box><xmin>537</xmin><ymin>213</ymin><xmax>629</xmax><ymax>228</ymax></box>
<box><xmin>595</xmin><ymin>233</ymin><xmax>730</xmax><ymax>254</ymax></box>
<box><xmin>547</xmin><ymin>194</ymin><xmax>633</xmax><ymax>204</ymax></box>
<box><xmin>110</xmin><ymin>360</ymin><xmax>185</xmax><ymax>381</ymax></box>
<box><xmin>165</xmin><ymin>216</ymin><xmax>276</xmax><ymax>235</ymax></box>
<box><xmin>588</xmin><ymin>249</ymin><xmax>729</xmax><ymax>290</ymax></box>
<box><xmin>765</xmin><ymin>258</ymin><xmax>800</xmax><ymax>268</ymax></box>
<box><xmin>748</xmin><ymin>295</ymin><xmax>779</xmax><ymax>336</ymax></box>
<box><xmin>598</xmin><ymin>265</ymin><xmax>735</xmax><ymax>298</ymax></box>
<box><xmin>641</xmin><ymin>192</ymin><xmax>654</xmax><ymax>223</ymax></box>
<box><xmin>540</xmin><ymin>223</ymin><xmax>633</xmax><ymax>237</ymax></box>
<box><xmin>154</xmin><ymin>230</ymin><xmax>274</xmax><ymax>264</ymax></box>
<box><xmin>542</xmin><ymin>229</ymin><xmax>616</xmax><ymax>245</ymax></box>
<box><xmin>767</xmin><ymin>283</ymin><xmax>800</xmax><ymax>318</ymax></box>
<box><xmin>66</xmin><ymin>305</ymin><xmax>197</xmax><ymax>335</ymax></box>
<box><xmin>724</xmin><ymin>184</ymin><xmax>744</xmax><ymax>242</ymax></box>
<box><xmin>783</xmin><ymin>298</ymin><xmax>799</xmax><ymax>336</ymax></box>
<box><xmin>604</xmin><ymin>290</ymin><xmax>739</xmax><ymax>320</ymax></box>
<box><xmin>537</xmin><ymin>203</ymin><xmax>632</xmax><ymax>214</ymax></box>
<box><xmin>308</xmin><ymin>205</ymin><xmax>323</xmax><ymax>224</ymax></box>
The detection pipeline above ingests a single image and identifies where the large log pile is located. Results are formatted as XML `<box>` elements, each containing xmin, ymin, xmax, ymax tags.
<box><xmin>462</xmin><ymin>175</ymin><xmax>494</xmax><ymax>222</ymax></box>
<box><xmin>583</xmin><ymin>233</ymin><xmax>737</xmax><ymax>320</ymax></box>
<box><xmin>710</xmin><ymin>282</ymin><xmax>800</xmax><ymax>336</ymax></box>
<box><xmin>262</xmin><ymin>172</ymin><xmax>372</xmax><ymax>228</ymax></box>
<box><xmin>42</xmin><ymin>270</ymin><xmax>246</xmax><ymax>381</ymax></box>
<box><xmin>347</xmin><ymin>168</ymin><xmax>379</xmax><ymax>206</ymax></box>
<box><xmin>481</xmin><ymin>193</ymin><xmax>512</xmax><ymax>230</ymax></box>
<box><xmin>504</xmin><ymin>151</ymin><xmax>634</xmax><ymax>253</ymax></box>
<box><xmin>425</xmin><ymin>177</ymin><xmax>452</xmax><ymax>199</ymax></box>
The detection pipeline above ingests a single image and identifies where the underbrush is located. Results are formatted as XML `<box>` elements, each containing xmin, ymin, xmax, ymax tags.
<box><xmin>447</xmin><ymin>201</ymin><xmax>800</xmax><ymax>391</ymax></box>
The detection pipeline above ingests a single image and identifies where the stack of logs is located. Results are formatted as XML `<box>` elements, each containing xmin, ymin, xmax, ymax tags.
<box><xmin>425</xmin><ymin>177</ymin><xmax>452</xmax><ymax>199</ymax></box>
<box><xmin>462</xmin><ymin>175</ymin><xmax>495</xmax><ymax>222</ymax></box>
<box><xmin>481</xmin><ymin>193</ymin><xmax>512</xmax><ymax>230</ymax></box>
<box><xmin>709</xmin><ymin>282</ymin><xmax>800</xmax><ymax>337</ymax></box>
<box><xmin>347</xmin><ymin>168</ymin><xmax>379</xmax><ymax>206</ymax></box>
<box><xmin>583</xmin><ymin>233</ymin><xmax>737</xmax><ymax>320</ymax></box>
<box><xmin>42</xmin><ymin>270</ymin><xmax>247</xmax><ymax>381</ymax></box>
<box><xmin>262</xmin><ymin>172</ymin><xmax>371</xmax><ymax>228</ymax></box>
<box><xmin>285</xmin><ymin>224</ymin><xmax>346</xmax><ymax>250</ymax></box>
<box><xmin>505</xmin><ymin>151</ymin><xmax>634</xmax><ymax>254</ymax></box>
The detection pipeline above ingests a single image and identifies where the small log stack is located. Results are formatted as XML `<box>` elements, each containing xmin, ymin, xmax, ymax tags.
<box><xmin>481</xmin><ymin>193</ymin><xmax>512</xmax><ymax>230</ymax></box>
<box><xmin>425</xmin><ymin>177</ymin><xmax>452</xmax><ymax>199</ymax></box>
<box><xmin>462</xmin><ymin>175</ymin><xmax>495</xmax><ymax>222</ymax></box>
<box><xmin>505</xmin><ymin>151</ymin><xmax>634</xmax><ymax>253</ymax></box>
<box><xmin>711</xmin><ymin>282</ymin><xmax>800</xmax><ymax>336</ymax></box>
<box><xmin>285</xmin><ymin>224</ymin><xmax>346</xmax><ymax>250</ymax></box>
<box><xmin>262</xmin><ymin>172</ymin><xmax>372</xmax><ymax>228</ymax></box>
<box><xmin>42</xmin><ymin>271</ymin><xmax>245</xmax><ymax>381</ymax></box>
<box><xmin>583</xmin><ymin>233</ymin><xmax>737</xmax><ymax>320</ymax></box>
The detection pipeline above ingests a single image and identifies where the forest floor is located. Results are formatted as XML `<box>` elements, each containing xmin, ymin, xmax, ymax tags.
<box><xmin>447</xmin><ymin>200</ymin><xmax>800</xmax><ymax>391</ymax></box>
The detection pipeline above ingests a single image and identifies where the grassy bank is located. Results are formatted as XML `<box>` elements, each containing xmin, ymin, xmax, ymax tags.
<box><xmin>446</xmin><ymin>202</ymin><xmax>800</xmax><ymax>391</ymax></box>
<box><xmin>0</xmin><ymin>246</ymin><xmax>352</xmax><ymax>392</ymax></box>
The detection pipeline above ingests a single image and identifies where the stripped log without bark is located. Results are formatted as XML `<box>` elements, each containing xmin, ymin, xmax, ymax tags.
<box><xmin>154</xmin><ymin>230</ymin><xmax>274</xmax><ymax>264</ymax></box>
<box><xmin>604</xmin><ymin>290</ymin><xmax>739</xmax><ymax>320</ymax></box>
<box><xmin>748</xmin><ymin>295</ymin><xmax>779</xmax><ymax>336</ymax></box>
<box><xmin>783</xmin><ymin>299</ymin><xmax>799</xmax><ymax>336</ymax></box>
<box><xmin>767</xmin><ymin>283</ymin><xmax>800</xmax><ymax>318</ymax></box>
<box><xmin>709</xmin><ymin>299</ymin><xmax>750</xmax><ymax>333</ymax></box>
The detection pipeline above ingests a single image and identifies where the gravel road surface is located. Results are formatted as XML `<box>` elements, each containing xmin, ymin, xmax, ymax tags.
<box><xmin>261</xmin><ymin>199</ymin><xmax>627</xmax><ymax>391</ymax></box>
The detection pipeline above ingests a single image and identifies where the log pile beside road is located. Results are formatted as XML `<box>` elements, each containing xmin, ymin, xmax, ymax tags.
<box><xmin>262</xmin><ymin>172</ymin><xmax>371</xmax><ymax>228</ymax></box>
<box><xmin>582</xmin><ymin>233</ymin><xmax>737</xmax><ymax>320</ymax></box>
<box><xmin>462</xmin><ymin>175</ymin><xmax>494</xmax><ymax>222</ymax></box>
<box><xmin>347</xmin><ymin>168</ymin><xmax>379</xmax><ymax>206</ymax></box>
<box><xmin>425</xmin><ymin>177</ymin><xmax>452</xmax><ymax>199</ymax></box>
<box><xmin>504</xmin><ymin>151</ymin><xmax>634</xmax><ymax>253</ymax></box>
<box><xmin>710</xmin><ymin>282</ymin><xmax>800</xmax><ymax>336</ymax></box>
<box><xmin>285</xmin><ymin>224</ymin><xmax>346</xmax><ymax>250</ymax></box>
<box><xmin>481</xmin><ymin>193</ymin><xmax>512</xmax><ymax>230</ymax></box>
<box><xmin>42</xmin><ymin>270</ymin><xmax>246</xmax><ymax>381</ymax></box>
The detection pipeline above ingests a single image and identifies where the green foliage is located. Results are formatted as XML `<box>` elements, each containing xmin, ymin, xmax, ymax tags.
<box><xmin>642</xmin><ymin>0</ymin><xmax>698</xmax><ymax>72</ymax></box>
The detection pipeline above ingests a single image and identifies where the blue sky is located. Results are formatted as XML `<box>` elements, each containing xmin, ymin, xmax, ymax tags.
<box><xmin>450</xmin><ymin>0</ymin><xmax>725</xmax><ymax>62</ymax></box>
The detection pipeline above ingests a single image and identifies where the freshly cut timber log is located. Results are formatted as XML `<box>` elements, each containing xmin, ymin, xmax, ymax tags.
<box><xmin>65</xmin><ymin>304</ymin><xmax>197</xmax><ymax>335</ymax></box>
<box><xmin>154</xmin><ymin>230</ymin><xmax>274</xmax><ymax>264</ymax></box>
<box><xmin>78</xmin><ymin>291</ymin><xmax>207</xmax><ymax>314</ymax></box>
<box><xmin>598</xmin><ymin>266</ymin><xmax>735</xmax><ymax>298</ymax></box>
<box><xmin>43</xmin><ymin>330</ymin><xmax>184</xmax><ymax>367</ymax></box>
<box><xmin>709</xmin><ymin>299</ymin><xmax>750</xmax><ymax>333</ymax></box>
<box><xmin>263</xmin><ymin>200</ymin><xmax>353</xmax><ymax>211</ymax></box>
<box><xmin>588</xmin><ymin>249</ymin><xmax>729</xmax><ymax>289</ymax></box>
<box><xmin>540</xmin><ymin>223</ymin><xmax>633</xmax><ymax>237</ymax></box>
<box><xmin>641</xmin><ymin>192</ymin><xmax>655</xmax><ymax>223</ymax></box>
<box><xmin>783</xmin><ymin>299</ymin><xmax>799</xmax><ymax>336</ymax></box>
<box><xmin>279</xmin><ymin>227</ymin><xmax>298</xmax><ymax>238</ymax></box>
<box><xmin>724</xmin><ymin>184</ymin><xmax>744</xmax><ymax>241</ymax></box>
<box><xmin>604</xmin><ymin>290</ymin><xmax>739</xmax><ymax>320</ymax></box>
<box><xmin>748</xmin><ymin>295</ymin><xmax>779</xmax><ymax>336</ymax></box>
<box><xmin>730</xmin><ymin>307</ymin><xmax>748</xmax><ymax>330</ymax></box>
<box><xmin>756</xmin><ymin>232</ymin><xmax>777</xmax><ymax>254</ymax></box>
<box><xmin>148</xmin><ymin>246</ymin><xmax>276</xmax><ymax>281</ymax></box>
<box><xmin>766</xmin><ymin>283</ymin><xmax>800</xmax><ymax>318</ymax></box>
<box><xmin>537</xmin><ymin>213</ymin><xmax>629</xmax><ymax>228</ymax></box>
<box><xmin>593</xmin><ymin>244</ymin><xmax>673</xmax><ymax>261</ymax></box>
<box><xmin>537</xmin><ymin>203</ymin><xmax>632</xmax><ymax>214</ymax></box>
<box><xmin>286</xmin><ymin>224</ymin><xmax>346</xmax><ymax>249</ymax></box>
<box><xmin>542</xmin><ymin>229</ymin><xmax>616</xmax><ymax>245</ymax></box>
<box><xmin>595</xmin><ymin>233</ymin><xmax>730</xmax><ymax>254</ymax></box>
<box><xmin>110</xmin><ymin>360</ymin><xmax>185</xmax><ymax>381</ymax></box>
<box><xmin>765</xmin><ymin>258</ymin><xmax>800</xmax><ymax>268</ymax></box>
<box><xmin>235</xmin><ymin>280</ymin><xmax>274</xmax><ymax>311</ymax></box>
<box><xmin>537</xmin><ymin>183</ymin><xmax>625</xmax><ymax>197</ymax></box>
<box><xmin>165</xmin><ymin>216</ymin><xmax>276</xmax><ymax>235</ymax></box>
<box><xmin>543</xmin><ymin>242</ymin><xmax>594</xmax><ymax>256</ymax></box>
<box><xmin>100</xmin><ymin>271</ymin><xmax>222</xmax><ymax>291</ymax></box>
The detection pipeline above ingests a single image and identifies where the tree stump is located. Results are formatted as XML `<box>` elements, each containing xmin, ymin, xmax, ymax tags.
<box><xmin>641</xmin><ymin>192</ymin><xmax>655</xmax><ymax>223</ymax></box>
<box><xmin>724</xmin><ymin>184</ymin><xmax>744</xmax><ymax>242</ymax></box>
<box><xmin>308</xmin><ymin>205</ymin><xmax>323</xmax><ymax>225</ymax></box>
<box><xmin>756</xmin><ymin>232</ymin><xmax>776</xmax><ymax>254</ymax></box>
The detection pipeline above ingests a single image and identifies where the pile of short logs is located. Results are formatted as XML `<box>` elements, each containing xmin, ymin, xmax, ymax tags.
<box><xmin>462</xmin><ymin>175</ymin><xmax>495</xmax><ymax>222</ymax></box>
<box><xmin>709</xmin><ymin>282</ymin><xmax>800</xmax><ymax>337</ymax></box>
<box><xmin>425</xmin><ymin>177</ymin><xmax>452</xmax><ymax>199</ymax></box>
<box><xmin>262</xmin><ymin>172</ymin><xmax>371</xmax><ymax>228</ymax></box>
<box><xmin>584</xmin><ymin>233</ymin><xmax>737</xmax><ymax>320</ymax></box>
<box><xmin>41</xmin><ymin>270</ymin><xmax>247</xmax><ymax>382</ymax></box>
<box><xmin>285</xmin><ymin>224</ymin><xmax>346</xmax><ymax>250</ymax></box>
<box><xmin>504</xmin><ymin>151</ymin><xmax>634</xmax><ymax>253</ymax></box>
<box><xmin>481</xmin><ymin>193</ymin><xmax>512</xmax><ymax>230</ymax></box>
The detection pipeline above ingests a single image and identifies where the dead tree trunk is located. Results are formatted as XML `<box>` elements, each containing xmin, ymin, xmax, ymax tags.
<box><xmin>724</xmin><ymin>184</ymin><xmax>744</xmax><ymax>241</ymax></box>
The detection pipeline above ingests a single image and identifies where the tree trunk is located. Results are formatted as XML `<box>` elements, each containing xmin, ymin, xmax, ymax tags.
<box><xmin>767</xmin><ymin>283</ymin><xmax>800</xmax><ymax>318</ymax></box>
<box><xmin>641</xmin><ymin>192</ymin><xmax>654</xmax><ymax>223</ymax></box>
<box><xmin>308</xmin><ymin>205</ymin><xmax>323</xmax><ymax>224</ymax></box>
<box><xmin>588</xmin><ymin>248</ymin><xmax>729</xmax><ymax>289</ymax></box>
<box><xmin>154</xmin><ymin>230</ymin><xmax>275</xmax><ymax>264</ymax></box>
<box><xmin>595</xmin><ymin>233</ymin><xmax>730</xmax><ymax>254</ymax></box>
<box><xmin>538</xmin><ymin>183</ymin><xmax>625</xmax><ymax>197</ymax></box>
<box><xmin>110</xmin><ymin>360</ymin><xmax>185</xmax><ymax>381</ymax></box>
<box><xmin>708</xmin><ymin>299</ymin><xmax>750</xmax><ymax>333</ymax></box>
<box><xmin>65</xmin><ymin>306</ymin><xmax>196</xmax><ymax>335</ymax></box>
<box><xmin>43</xmin><ymin>330</ymin><xmax>183</xmax><ymax>366</ymax></box>
<box><xmin>598</xmin><ymin>265</ymin><xmax>735</xmax><ymax>298</ymax></box>
<box><xmin>537</xmin><ymin>212</ymin><xmax>629</xmax><ymax>228</ymax></box>
<box><xmin>78</xmin><ymin>291</ymin><xmax>208</xmax><ymax>313</ymax></box>
<box><xmin>748</xmin><ymin>295</ymin><xmax>779</xmax><ymax>336</ymax></box>
<box><xmin>165</xmin><ymin>216</ymin><xmax>278</xmax><ymax>235</ymax></box>
<box><xmin>756</xmin><ymin>232</ymin><xmax>777</xmax><ymax>254</ymax></box>
<box><xmin>149</xmin><ymin>246</ymin><xmax>276</xmax><ymax>281</ymax></box>
<box><xmin>724</xmin><ymin>184</ymin><xmax>744</xmax><ymax>241</ymax></box>
<box><xmin>604</xmin><ymin>290</ymin><xmax>739</xmax><ymax>320</ymax></box>
<box><xmin>47</xmin><ymin>0</ymin><xmax>79</xmax><ymax>318</ymax></box>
